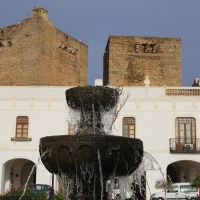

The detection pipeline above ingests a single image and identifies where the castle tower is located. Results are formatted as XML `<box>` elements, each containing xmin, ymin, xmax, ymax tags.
<box><xmin>0</xmin><ymin>7</ymin><xmax>88</xmax><ymax>86</ymax></box>
<box><xmin>103</xmin><ymin>36</ymin><xmax>182</xmax><ymax>86</ymax></box>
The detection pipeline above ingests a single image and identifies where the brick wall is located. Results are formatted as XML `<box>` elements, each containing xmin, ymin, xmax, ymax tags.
<box><xmin>103</xmin><ymin>36</ymin><xmax>182</xmax><ymax>86</ymax></box>
<box><xmin>0</xmin><ymin>7</ymin><xmax>88</xmax><ymax>86</ymax></box>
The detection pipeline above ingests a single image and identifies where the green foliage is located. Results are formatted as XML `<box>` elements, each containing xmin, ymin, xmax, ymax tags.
<box><xmin>190</xmin><ymin>171</ymin><xmax>200</xmax><ymax>188</ymax></box>
<box><xmin>33</xmin><ymin>191</ymin><xmax>48</xmax><ymax>200</ymax></box>
<box><xmin>0</xmin><ymin>186</ymin><xmax>68</xmax><ymax>200</ymax></box>
<box><xmin>6</xmin><ymin>185</ymin><xmax>23</xmax><ymax>196</ymax></box>
<box><xmin>0</xmin><ymin>185</ymin><xmax>48</xmax><ymax>200</ymax></box>
<box><xmin>0</xmin><ymin>195</ymin><xmax>8</xmax><ymax>200</ymax></box>
<box><xmin>54</xmin><ymin>190</ymin><xmax>68</xmax><ymax>200</ymax></box>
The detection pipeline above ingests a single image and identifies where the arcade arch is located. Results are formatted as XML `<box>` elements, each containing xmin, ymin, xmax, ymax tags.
<box><xmin>167</xmin><ymin>160</ymin><xmax>200</xmax><ymax>183</ymax></box>
<box><xmin>2</xmin><ymin>158</ymin><xmax>36</xmax><ymax>192</ymax></box>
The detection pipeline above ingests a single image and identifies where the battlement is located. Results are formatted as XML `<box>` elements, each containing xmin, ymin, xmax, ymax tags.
<box><xmin>103</xmin><ymin>35</ymin><xmax>182</xmax><ymax>87</ymax></box>
<box><xmin>32</xmin><ymin>7</ymin><xmax>48</xmax><ymax>20</ymax></box>
<box><xmin>0</xmin><ymin>7</ymin><xmax>88</xmax><ymax>86</ymax></box>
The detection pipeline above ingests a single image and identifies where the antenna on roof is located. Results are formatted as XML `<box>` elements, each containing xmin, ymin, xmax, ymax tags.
<box><xmin>26</xmin><ymin>10</ymin><xmax>31</xmax><ymax>17</ymax></box>
<box><xmin>35</xmin><ymin>0</ymin><xmax>38</xmax><ymax>8</ymax></box>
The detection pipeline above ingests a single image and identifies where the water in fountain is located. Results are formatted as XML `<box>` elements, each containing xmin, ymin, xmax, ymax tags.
<box><xmin>39</xmin><ymin>86</ymin><xmax>143</xmax><ymax>200</ymax></box>
<box><xmin>113</xmin><ymin>151</ymin><xmax>167</xmax><ymax>200</ymax></box>
<box><xmin>19</xmin><ymin>149</ymin><xmax>52</xmax><ymax>200</ymax></box>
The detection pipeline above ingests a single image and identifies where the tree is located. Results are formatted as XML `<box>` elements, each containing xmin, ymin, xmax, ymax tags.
<box><xmin>109</xmin><ymin>87</ymin><xmax>130</xmax><ymax>131</ymax></box>
<box><xmin>155</xmin><ymin>179</ymin><xmax>173</xmax><ymax>200</ymax></box>
<box><xmin>190</xmin><ymin>171</ymin><xmax>200</xmax><ymax>189</ymax></box>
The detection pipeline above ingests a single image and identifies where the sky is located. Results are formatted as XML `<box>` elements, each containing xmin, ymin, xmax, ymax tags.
<box><xmin>0</xmin><ymin>0</ymin><xmax>200</xmax><ymax>86</ymax></box>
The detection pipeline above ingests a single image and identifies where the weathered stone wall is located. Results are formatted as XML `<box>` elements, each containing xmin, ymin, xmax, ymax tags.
<box><xmin>0</xmin><ymin>7</ymin><xmax>88</xmax><ymax>86</ymax></box>
<box><xmin>103</xmin><ymin>36</ymin><xmax>182</xmax><ymax>86</ymax></box>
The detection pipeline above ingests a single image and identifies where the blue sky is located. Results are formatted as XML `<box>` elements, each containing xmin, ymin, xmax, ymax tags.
<box><xmin>1</xmin><ymin>0</ymin><xmax>200</xmax><ymax>86</ymax></box>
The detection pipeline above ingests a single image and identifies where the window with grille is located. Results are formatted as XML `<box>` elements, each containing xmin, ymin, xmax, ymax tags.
<box><xmin>68</xmin><ymin>124</ymin><xmax>76</xmax><ymax>135</ymax></box>
<box><xmin>16</xmin><ymin>116</ymin><xmax>29</xmax><ymax>138</ymax></box>
<box><xmin>123</xmin><ymin>117</ymin><xmax>135</xmax><ymax>138</ymax></box>
<box><xmin>175</xmin><ymin>117</ymin><xmax>196</xmax><ymax>143</ymax></box>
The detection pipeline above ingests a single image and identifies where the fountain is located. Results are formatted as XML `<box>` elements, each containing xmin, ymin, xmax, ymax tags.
<box><xmin>39</xmin><ymin>86</ymin><xmax>143</xmax><ymax>200</ymax></box>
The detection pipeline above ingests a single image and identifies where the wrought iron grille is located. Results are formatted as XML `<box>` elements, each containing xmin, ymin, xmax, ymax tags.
<box><xmin>169</xmin><ymin>138</ymin><xmax>200</xmax><ymax>153</ymax></box>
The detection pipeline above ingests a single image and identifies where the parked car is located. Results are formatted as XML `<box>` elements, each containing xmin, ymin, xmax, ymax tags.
<box><xmin>150</xmin><ymin>182</ymin><xmax>198</xmax><ymax>200</ymax></box>
<box><xmin>27</xmin><ymin>184</ymin><xmax>54</xmax><ymax>199</ymax></box>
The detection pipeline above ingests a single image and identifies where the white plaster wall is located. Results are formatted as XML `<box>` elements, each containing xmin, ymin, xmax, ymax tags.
<box><xmin>113</xmin><ymin>86</ymin><xmax>200</xmax><ymax>199</ymax></box>
<box><xmin>94</xmin><ymin>79</ymin><xmax>103</xmax><ymax>86</ymax></box>
<box><xmin>0</xmin><ymin>86</ymin><xmax>72</xmax><ymax>193</ymax></box>
<box><xmin>0</xmin><ymin>86</ymin><xmax>200</xmax><ymax>198</ymax></box>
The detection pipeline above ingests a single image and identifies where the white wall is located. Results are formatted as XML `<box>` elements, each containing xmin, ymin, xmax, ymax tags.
<box><xmin>0</xmin><ymin>86</ymin><xmax>200</xmax><ymax>198</ymax></box>
<box><xmin>0</xmin><ymin>86</ymin><xmax>72</xmax><ymax>193</ymax></box>
<box><xmin>112</xmin><ymin>86</ymin><xmax>200</xmax><ymax>198</ymax></box>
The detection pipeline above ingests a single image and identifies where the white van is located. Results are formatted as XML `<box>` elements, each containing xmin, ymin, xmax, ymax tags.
<box><xmin>151</xmin><ymin>182</ymin><xmax>198</xmax><ymax>200</ymax></box>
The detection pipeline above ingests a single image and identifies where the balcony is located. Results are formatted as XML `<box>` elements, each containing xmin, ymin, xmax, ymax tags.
<box><xmin>169</xmin><ymin>138</ymin><xmax>200</xmax><ymax>153</ymax></box>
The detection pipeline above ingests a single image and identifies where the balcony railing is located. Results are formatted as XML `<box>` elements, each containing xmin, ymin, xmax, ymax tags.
<box><xmin>11</xmin><ymin>137</ymin><xmax>32</xmax><ymax>142</ymax></box>
<box><xmin>169</xmin><ymin>138</ymin><xmax>200</xmax><ymax>153</ymax></box>
<box><xmin>166</xmin><ymin>87</ymin><xmax>200</xmax><ymax>96</ymax></box>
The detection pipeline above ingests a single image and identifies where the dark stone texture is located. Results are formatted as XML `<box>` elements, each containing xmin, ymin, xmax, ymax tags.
<box><xmin>39</xmin><ymin>86</ymin><xmax>143</xmax><ymax>200</ymax></box>
<box><xmin>65</xmin><ymin>86</ymin><xmax>119</xmax><ymax>135</ymax></box>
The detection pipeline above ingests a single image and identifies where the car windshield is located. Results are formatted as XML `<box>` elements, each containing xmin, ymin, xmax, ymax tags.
<box><xmin>180</xmin><ymin>185</ymin><xmax>190</xmax><ymax>193</ymax></box>
<box><xmin>180</xmin><ymin>185</ymin><xmax>197</xmax><ymax>193</ymax></box>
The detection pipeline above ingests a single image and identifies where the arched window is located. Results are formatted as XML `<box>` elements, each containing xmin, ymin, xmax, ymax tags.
<box><xmin>175</xmin><ymin>117</ymin><xmax>196</xmax><ymax>143</ymax></box>
<box><xmin>16</xmin><ymin>116</ymin><xmax>29</xmax><ymax>138</ymax></box>
<box><xmin>123</xmin><ymin>117</ymin><xmax>135</xmax><ymax>138</ymax></box>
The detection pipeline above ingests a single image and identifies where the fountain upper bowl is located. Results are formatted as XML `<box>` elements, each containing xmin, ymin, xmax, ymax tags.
<box><xmin>65</xmin><ymin>86</ymin><xmax>119</xmax><ymax>111</ymax></box>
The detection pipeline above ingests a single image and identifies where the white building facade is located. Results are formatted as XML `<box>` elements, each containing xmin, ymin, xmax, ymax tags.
<box><xmin>0</xmin><ymin>86</ymin><xmax>70</xmax><ymax>193</ymax></box>
<box><xmin>113</xmin><ymin>86</ymin><xmax>200</xmax><ymax>198</ymax></box>
<box><xmin>0</xmin><ymin>85</ymin><xmax>200</xmax><ymax>199</ymax></box>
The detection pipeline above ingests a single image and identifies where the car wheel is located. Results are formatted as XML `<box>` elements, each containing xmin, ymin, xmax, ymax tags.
<box><xmin>157</xmin><ymin>198</ymin><xmax>164</xmax><ymax>200</ymax></box>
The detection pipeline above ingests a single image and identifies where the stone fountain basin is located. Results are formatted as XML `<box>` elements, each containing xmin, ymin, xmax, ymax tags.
<box><xmin>39</xmin><ymin>135</ymin><xmax>143</xmax><ymax>178</ymax></box>
<box><xmin>65</xmin><ymin>86</ymin><xmax>119</xmax><ymax>111</ymax></box>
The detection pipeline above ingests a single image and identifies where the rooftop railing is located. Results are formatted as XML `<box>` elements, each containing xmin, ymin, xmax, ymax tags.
<box><xmin>165</xmin><ymin>87</ymin><xmax>200</xmax><ymax>96</ymax></box>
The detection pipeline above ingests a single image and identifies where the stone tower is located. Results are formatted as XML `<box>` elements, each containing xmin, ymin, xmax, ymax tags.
<box><xmin>0</xmin><ymin>7</ymin><xmax>88</xmax><ymax>86</ymax></box>
<box><xmin>103</xmin><ymin>36</ymin><xmax>182</xmax><ymax>86</ymax></box>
